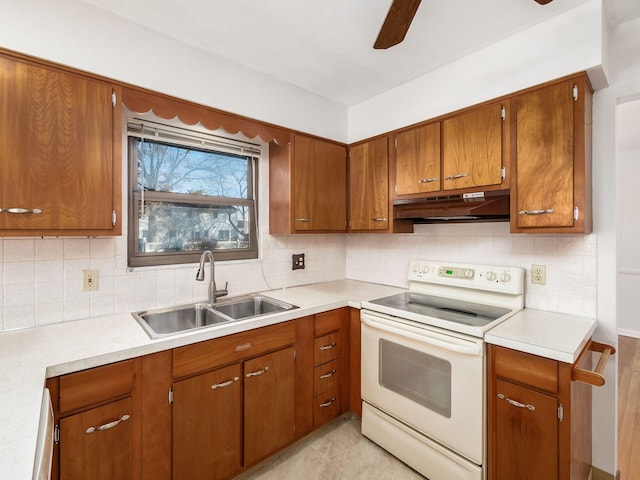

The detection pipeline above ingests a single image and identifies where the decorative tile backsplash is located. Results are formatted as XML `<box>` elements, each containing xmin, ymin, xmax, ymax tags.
<box><xmin>0</xmin><ymin>222</ymin><xmax>596</xmax><ymax>331</ymax></box>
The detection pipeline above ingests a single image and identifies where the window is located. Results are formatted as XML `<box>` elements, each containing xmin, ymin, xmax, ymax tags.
<box><xmin>127</xmin><ymin>119</ymin><xmax>259</xmax><ymax>267</ymax></box>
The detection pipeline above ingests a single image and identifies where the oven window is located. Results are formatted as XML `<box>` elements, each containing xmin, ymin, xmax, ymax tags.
<box><xmin>379</xmin><ymin>339</ymin><xmax>452</xmax><ymax>418</ymax></box>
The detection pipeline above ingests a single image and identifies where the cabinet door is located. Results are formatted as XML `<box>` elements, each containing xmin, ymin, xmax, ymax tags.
<box><xmin>293</xmin><ymin>135</ymin><xmax>347</xmax><ymax>232</ymax></box>
<box><xmin>244</xmin><ymin>346</ymin><xmax>295</xmax><ymax>466</ymax></box>
<box><xmin>0</xmin><ymin>54</ymin><xmax>116</xmax><ymax>232</ymax></box>
<box><xmin>395</xmin><ymin>122</ymin><xmax>441</xmax><ymax>195</ymax></box>
<box><xmin>514</xmin><ymin>80</ymin><xmax>575</xmax><ymax>228</ymax></box>
<box><xmin>173</xmin><ymin>364</ymin><xmax>242</xmax><ymax>480</ymax></box>
<box><xmin>494</xmin><ymin>379</ymin><xmax>559</xmax><ymax>480</ymax></box>
<box><xmin>349</xmin><ymin>137</ymin><xmax>389</xmax><ymax>231</ymax></box>
<box><xmin>442</xmin><ymin>102</ymin><xmax>504</xmax><ymax>191</ymax></box>
<box><xmin>59</xmin><ymin>397</ymin><xmax>133</xmax><ymax>480</ymax></box>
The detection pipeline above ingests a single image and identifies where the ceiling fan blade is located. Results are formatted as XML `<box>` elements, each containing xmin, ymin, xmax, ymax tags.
<box><xmin>533</xmin><ymin>0</ymin><xmax>554</xmax><ymax>4</ymax></box>
<box><xmin>374</xmin><ymin>0</ymin><xmax>422</xmax><ymax>50</ymax></box>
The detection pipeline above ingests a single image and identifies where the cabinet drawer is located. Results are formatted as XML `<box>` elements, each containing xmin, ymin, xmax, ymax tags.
<box><xmin>314</xmin><ymin>391</ymin><xmax>341</xmax><ymax>428</ymax></box>
<box><xmin>173</xmin><ymin>321</ymin><xmax>296</xmax><ymax>379</ymax></box>
<box><xmin>314</xmin><ymin>332</ymin><xmax>341</xmax><ymax>366</ymax></box>
<box><xmin>314</xmin><ymin>309</ymin><xmax>345</xmax><ymax>337</ymax></box>
<box><xmin>59</xmin><ymin>360</ymin><xmax>135</xmax><ymax>414</ymax></box>
<box><xmin>494</xmin><ymin>346</ymin><xmax>558</xmax><ymax>393</ymax></box>
<box><xmin>313</xmin><ymin>359</ymin><xmax>339</xmax><ymax>396</ymax></box>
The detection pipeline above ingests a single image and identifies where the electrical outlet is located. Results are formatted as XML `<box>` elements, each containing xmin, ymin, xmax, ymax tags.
<box><xmin>82</xmin><ymin>270</ymin><xmax>99</xmax><ymax>291</ymax></box>
<box><xmin>531</xmin><ymin>264</ymin><xmax>546</xmax><ymax>285</ymax></box>
<box><xmin>292</xmin><ymin>253</ymin><xmax>305</xmax><ymax>270</ymax></box>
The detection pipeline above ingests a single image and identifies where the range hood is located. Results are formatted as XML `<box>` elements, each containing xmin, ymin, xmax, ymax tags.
<box><xmin>393</xmin><ymin>190</ymin><xmax>510</xmax><ymax>223</ymax></box>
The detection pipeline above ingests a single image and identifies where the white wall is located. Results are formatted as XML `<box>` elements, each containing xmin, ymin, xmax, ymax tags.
<box><xmin>0</xmin><ymin>0</ymin><xmax>348</xmax><ymax>142</ymax></box>
<box><xmin>617</xmin><ymin>100</ymin><xmax>640</xmax><ymax>337</ymax></box>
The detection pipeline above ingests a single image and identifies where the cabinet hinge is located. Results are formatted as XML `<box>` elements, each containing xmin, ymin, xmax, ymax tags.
<box><xmin>501</xmin><ymin>166</ymin><xmax>506</xmax><ymax>180</ymax></box>
<box><xmin>112</xmin><ymin>210</ymin><xmax>117</xmax><ymax>226</ymax></box>
<box><xmin>54</xmin><ymin>424</ymin><xmax>60</xmax><ymax>444</ymax></box>
<box><xmin>394</xmin><ymin>137</ymin><xmax>398</xmax><ymax>149</ymax></box>
<box><xmin>168</xmin><ymin>388</ymin><xmax>174</xmax><ymax>405</ymax></box>
<box><xmin>112</xmin><ymin>91</ymin><xmax>117</xmax><ymax>107</ymax></box>
<box><xmin>500</xmin><ymin>105</ymin><xmax>506</xmax><ymax>120</ymax></box>
<box><xmin>558</xmin><ymin>404</ymin><xmax>564</xmax><ymax>421</ymax></box>
<box><xmin>293</xmin><ymin>348</ymin><xmax>296</xmax><ymax>360</ymax></box>
<box><xmin>394</xmin><ymin>184</ymin><xmax>398</xmax><ymax>193</ymax></box>
<box><xmin>574</xmin><ymin>206</ymin><xmax>579</xmax><ymax>221</ymax></box>
<box><xmin>573</xmin><ymin>85</ymin><xmax>578</xmax><ymax>102</ymax></box>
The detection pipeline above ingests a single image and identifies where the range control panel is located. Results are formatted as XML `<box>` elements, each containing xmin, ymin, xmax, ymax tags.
<box><xmin>408</xmin><ymin>260</ymin><xmax>525</xmax><ymax>295</ymax></box>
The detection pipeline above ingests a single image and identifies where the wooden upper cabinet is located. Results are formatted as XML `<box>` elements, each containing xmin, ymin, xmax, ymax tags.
<box><xmin>349</xmin><ymin>137</ymin><xmax>390</xmax><ymax>231</ymax></box>
<box><xmin>0</xmin><ymin>52</ymin><xmax>121</xmax><ymax>236</ymax></box>
<box><xmin>269</xmin><ymin>133</ymin><xmax>347</xmax><ymax>234</ymax></box>
<box><xmin>394</xmin><ymin>122</ymin><xmax>441</xmax><ymax>196</ymax></box>
<box><xmin>511</xmin><ymin>75</ymin><xmax>592</xmax><ymax>233</ymax></box>
<box><xmin>442</xmin><ymin>101</ymin><xmax>505</xmax><ymax>191</ymax></box>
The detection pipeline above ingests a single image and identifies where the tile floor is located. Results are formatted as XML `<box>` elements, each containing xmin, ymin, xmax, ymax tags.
<box><xmin>240</xmin><ymin>416</ymin><xmax>425</xmax><ymax>480</ymax></box>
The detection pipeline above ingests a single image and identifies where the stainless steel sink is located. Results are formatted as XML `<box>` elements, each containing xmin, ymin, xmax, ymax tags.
<box><xmin>211</xmin><ymin>295</ymin><xmax>298</xmax><ymax>321</ymax></box>
<box><xmin>132</xmin><ymin>295</ymin><xmax>297</xmax><ymax>339</ymax></box>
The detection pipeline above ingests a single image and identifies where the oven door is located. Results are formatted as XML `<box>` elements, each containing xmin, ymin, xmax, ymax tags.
<box><xmin>361</xmin><ymin>310</ymin><xmax>485</xmax><ymax>465</ymax></box>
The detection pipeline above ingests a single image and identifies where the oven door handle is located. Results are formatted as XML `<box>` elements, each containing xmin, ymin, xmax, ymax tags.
<box><xmin>361</xmin><ymin>314</ymin><xmax>482</xmax><ymax>356</ymax></box>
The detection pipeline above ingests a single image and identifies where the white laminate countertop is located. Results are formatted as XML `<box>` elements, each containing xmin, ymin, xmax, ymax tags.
<box><xmin>485</xmin><ymin>308</ymin><xmax>598</xmax><ymax>363</ymax></box>
<box><xmin>0</xmin><ymin>280</ymin><xmax>598</xmax><ymax>479</ymax></box>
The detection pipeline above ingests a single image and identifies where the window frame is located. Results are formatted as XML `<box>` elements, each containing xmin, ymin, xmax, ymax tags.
<box><xmin>127</xmin><ymin>120</ymin><xmax>260</xmax><ymax>268</ymax></box>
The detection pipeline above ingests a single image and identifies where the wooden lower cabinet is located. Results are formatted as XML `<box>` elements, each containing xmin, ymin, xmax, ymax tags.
<box><xmin>244</xmin><ymin>347</ymin><xmax>295</xmax><ymax>465</ymax></box>
<box><xmin>48</xmin><ymin>359</ymin><xmax>140</xmax><ymax>480</ymax></box>
<box><xmin>487</xmin><ymin>344</ymin><xmax>593</xmax><ymax>480</ymax></box>
<box><xmin>59</xmin><ymin>397</ymin><xmax>133</xmax><ymax>480</ymax></box>
<box><xmin>173</xmin><ymin>364</ymin><xmax>242</xmax><ymax>480</ymax></box>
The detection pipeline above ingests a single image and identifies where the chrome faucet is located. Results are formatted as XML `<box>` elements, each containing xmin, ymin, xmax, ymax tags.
<box><xmin>196</xmin><ymin>250</ymin><xmax>228</xmax><ymax>304</ymax></box>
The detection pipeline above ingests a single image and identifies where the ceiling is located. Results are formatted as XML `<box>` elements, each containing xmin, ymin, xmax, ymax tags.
<box><xmin>80</xmin><ymin>0</ymin><xmax>640</xmax><ymax>106</ymax></box>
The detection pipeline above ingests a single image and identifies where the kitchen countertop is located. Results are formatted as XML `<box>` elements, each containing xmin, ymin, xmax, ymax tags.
<box><xmin>0</xmin><ymin>279</ymin><xmax>404</xmax><ymax>480</ymax></box>
<box><xmin>485</xmin><ymin>308</ymin><xmax>598</xmax><ymax>363</ymax></box>
<box><xmin>0</xmin><ymin>279</ymin><xmax>598</xmax><ymax>479</ymax></box>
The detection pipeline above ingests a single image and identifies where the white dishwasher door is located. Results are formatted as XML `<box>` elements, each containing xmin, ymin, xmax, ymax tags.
<box><xmin>32</xmin><ymin>388</ymin><xmax>54</xmax><ymax>480</ymax></box>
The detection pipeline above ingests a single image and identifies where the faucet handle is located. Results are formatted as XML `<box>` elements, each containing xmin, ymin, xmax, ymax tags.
<box><xmin>215</xmin><ymin>282</ymin><xmax>229</xmax><ymax>298</ymax></box>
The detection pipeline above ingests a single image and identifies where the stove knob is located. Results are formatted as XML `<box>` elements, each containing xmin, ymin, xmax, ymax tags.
<box><xmin>421</xmin><ymin>265</ymin><xmax>430</xmax><ymax>274</ymax></box>
<box><xmin>486</xmin><ymin>271</ymin><xmax>497</xmax><ymax>281</ymax></box>
<box><xmin>500</xmin><ymin>271</ymin><xmax>511</xmax><ymax>283</ymax></box>
<box><xmin>464</xmin><ymin>269</ymin><xmax>474</xmax><ymax>279</ymax></box>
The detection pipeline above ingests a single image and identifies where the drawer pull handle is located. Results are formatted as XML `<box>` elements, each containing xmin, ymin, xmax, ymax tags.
<box><xmin>572</xmin><ymin>340</ymin><xmax>616</xmax><ymax>386</ymax></box>
<box><xmin>2</xmin><ymin>208</ymin><xmax>43</xmax><ymax>214</ymax></box>
<box><xmin>444</xmin><ymin>173</ymin><xmax>469</xmax><ymax>180</ymax></box>
<box><xmin>497</xmin><ymin>393</ymin><xmax>535</xmax><ymax>411</ymax></box>
<box><xmin>319</xmin><ymin>397</ymin><xmax>336</xmax><ymax>408</ymax></box>
<box><xmin>319</xmin><ymin>342</ymin><xmax>337</xmax><ymax>351</ymax></box>
<box><xmin>319</xmin><ymin>369</ymin><xmax>337</xmax><ymax>379</ymax></box>
<box><xmin>295</xmin><ymin>218</ymin><xmax>310</xmax><ymax>222</ymax></box>
<box><xmin>85</xmin><ymin>414</ymin><xmax>130</xmax><ymax>434</ymax></box>
<box><xmin>371</xmin><ymin>217</ymin><xmax>387</xmax><ymax>222</ymax></box>
<box><xmin>518</xmin><ymin>209</ymin><xmax>554</xmax><ymax>215</ymax></box>
<box><xmin>418</xmin><ymin>177</ymin><xmax>439</xmax><ymax>184</ymax></box>
<box><xmin>235</xmin><ymin>343</ymin><xmax>252</xmax><ymax>352</ymax></box>
<box><xmin>211</xmin><ymin>376</ymin><xmax>239</xmax><ymax>389</ymax></box>
<box><xmin>246</xmin><ymin>366</ymin><xmax>270</xmax><ymax>378</ymax></box>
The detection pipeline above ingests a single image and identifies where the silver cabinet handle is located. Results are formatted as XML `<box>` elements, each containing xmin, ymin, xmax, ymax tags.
<box><xmin>319</xmin><ymin>397</ymin><xmax>336</xmax><ymax>408</ymax></box>
<box><xmin>245</xmin><ymin>366</ymin><xmax>270</xmax><ymax>378</ymax></box>
<box><xmin>497</xmin><ymin>393</ymin><xmax>535</xmax><ymax>411</ymax></box>
<box><xmin>211</xmin><ymin>376</ymin><xmax>239</xmax><ymax>389</ymax></box>
<box><xmin>319</xmin><ymin>369</ymin><xmax>337</xmax><ymax>379</ymax></box>
<box><xmin>3</xmin><ymin>208</ymin><xmax>43</xmax><ymax>214</ymax></box>
<box><xmin>319</xmin><ymin>342</ymin><xmax>337</xmax><ymax>351</ymax></box>
<box><xmin>235</xmin><ymin>343</ymin><xmax>252</xmax><ymax>352</ymax></box>
<box><xmin>85</xmin><ymin>414</ymin><xmax>130</xmax><ymax>434</ymax></box>
<box><xmin>371</xmin><ymin>217</ymin><xmax>387</xmax><ymax>222</ymax></box>
<box><xmin>518</xmin><ymin>209</ymin><xmax>555</xmax><ymax>215</ymax></box>
<box><xmin>418</xmin><ymin>177</ymin><xmax>439</xmax><ymax>183</ymax></box>
<box><xmin>444</xmin><ymin>173</ymin><xmax>469</xmax><ymax>180</ymax></box>
<box><xmin>295</xmin><ymin>218</ymin><xmax>310</xmax><ymax>222</ymax></box>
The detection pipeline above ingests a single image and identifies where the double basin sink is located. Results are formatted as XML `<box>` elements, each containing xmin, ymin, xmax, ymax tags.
<box><xmin>132</xmin><ymin>294</ymin><xmax>298</xmax><ymax>339</ymax></box>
